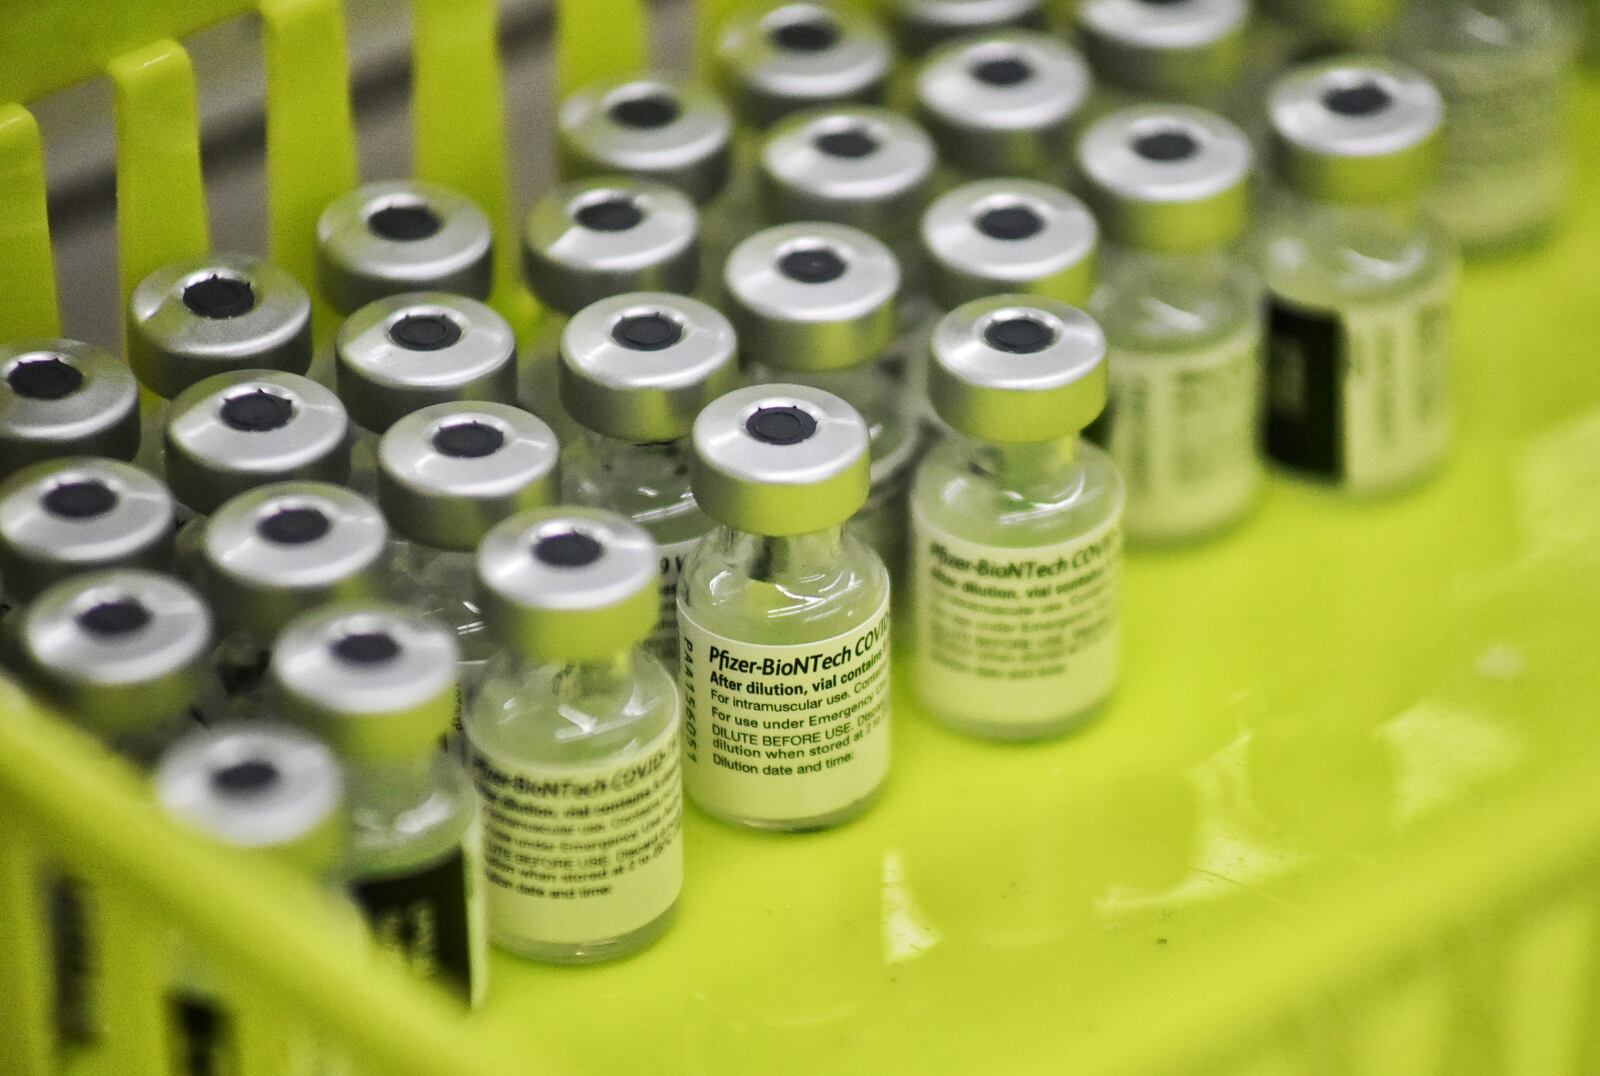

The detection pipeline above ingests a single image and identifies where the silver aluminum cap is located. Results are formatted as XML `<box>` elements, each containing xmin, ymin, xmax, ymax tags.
<box><xmin>199</xmin><ymin>481</ymin><xmax>387</xmax><ymax>639</ymax></box>
<box><xmin>0</xmin><ymin>340</ymin><xmax>140</xmax><ymax>478</ymax></box>
<box><xmin>722</xmin><ymin>222</ymin><xmax>899</xmax><ymax>373</ymax></box>
<box><xmin>476</xmin><ymin>507</ymin><xmax>659</xmax><ymax>663</ymax></box>
<box><xmin>929</xmin><ymin>295</ymin><xmax>1107</xmax><ymax>442</ymax></box>
<box><xmin>690</xmin><ymin>383</ymin><xmax>870</xmax><ymax>536</ymax></box>
<box><xmin>889</xmin><ymin>0</ymin><xmax>1047</xmax><ymax>57</ymax></box>
<box><xmin>716</xmin><ymin>2</ymin><xmax>892</xmax><ymax>127</ymax></box>
<box><xmin>164</xmin><ymin>370</ymin><xmax>350</xmax><ymax>516</ymax></box>
<box><xmin>1076</xmin><ymin>0</ymin><xmax>1248</xmax><ymax>97</ymax></box>
<box><xmin>921</xmin><ymin>179</ymin><xmax>1099</xmax><ymax>309</ymax></box>
<box><xmin>155</xmin><ymin>723</ymin><xmax>344</xmax><ymax>869</ymax></box>
<box><xmin>129</xmin><ymin>254</ymin><xmax>313</xmax><ymax>401</ymax></box>
<box><xmin>17</xmin><ymin>569</ymin><xmax>212</xmax><ymax>737</ymax></box>
<box><xmin>559</xmin><ymin>75</ymin><xmax>734</xmax><ymax>205</ymax></box>
<box><xmin>1077</xmin><ymin>105</ymin><xmax>1252</xmax><ymax>252</ymax></box>
<box><xmin>272</xmin><ymin>603</ymin><xmax>459</xmax><ymax>761</ymax></box>
<box><xmin>915</xmin><ymin>31</ymin><xmax>1091</xmax><ymax>178</ymax></box>
<box><xmin>523</xmin><ymin>177</ymin><xmax>700</xmax><ymax>317</ymax></box>
<box><xmin>377</xmin><ymin>401</ymin><xmax>560</xmax><ymax>551</ymax></box>
<box><xmin>316</xmin><ymin>180</ymin><xmax>495</xmax><ymax>316</ymax></box>
<box><xmin>759</xmin><ymin>106</ymin><xmax>937</xmax><ymax>240</ymax></box>
<box><xmin>0</xmin><ymin>458</ymin><xmax>176</xmax><ymax>604</ymax></box>
<box><xmin>334</xmin><ymin>292</ymin><xmax>517</xmax><ymax>434</ymax></box>
<box><xmin>560</xmin><ymin>292</ymin><xmax>740</xmax><ymax>443</ymax></box>
<box><xmin>1268</xmin><ymin>56</ymin><xmax>1443</xmax><ymax>205</ymax></box>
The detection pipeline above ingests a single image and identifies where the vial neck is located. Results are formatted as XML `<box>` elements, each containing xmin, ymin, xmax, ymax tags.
<box><xmin>738</xmin><ymin>527</ymin><xmax>846</xmax><ymax>585</ymax></box>
<box><xmin>1280</xmin><ymin>188</ymin><xmax>1425</xmax><ymax>230</ymax></box>
<box><xmin>585</xmin><ymin>431</ymin><xmax>692</xmax><ymax>472</ymax></box>
<box><xmin>970</xmin><ymin>435</ymin><xmax>1081</xmax><ymax>494</ymax></box>
<box><xmin>555</xmin><ymin>650</ymin><xmax>638</xmax><ymax>706</ymax></box>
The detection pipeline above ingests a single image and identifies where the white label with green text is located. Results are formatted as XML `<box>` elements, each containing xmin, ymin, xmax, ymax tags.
<box><xmin>677</xmin><ymin>596</ymin><xmax>890</xmax><ymax>825</ymax></box>
<box><xmin>912</xmin><ymin>511</ymin><xmax>1121</xmax><ymax>728</ymax></box>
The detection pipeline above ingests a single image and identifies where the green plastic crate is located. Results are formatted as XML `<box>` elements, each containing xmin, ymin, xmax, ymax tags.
<box><xmin>3</xmin><ymin>2</ymin><xmax>1600</xmax><ymax>1073</ymax></box>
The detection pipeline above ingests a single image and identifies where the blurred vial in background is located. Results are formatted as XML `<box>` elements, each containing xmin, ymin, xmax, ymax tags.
<box><xmin>1256</xmin><ymin>57</ymin><xmax>1457</xmax><ymax>494</ymax></box>
<box><xmin>559</xmin><ymin>293</ymin><xmax>739</xmax><ymax>669</ymax></box>
<box><xmin>1079</xmin><ymin>105</ymin><xmax>1264</xmax><ymax>544</ymax></box>
<box><xmin>273</xmin><ymin>604</ymin><xmax>488</xmax><ymax>1007</ymax></box>
<box><xmin>129</xmin><ymin>255</ymin><xmax>312</xmax><ymax>472</ymax></box>
<box><xmin>887</xmin><ymin>0</ymin><xmax>1047</xmax><ymax>58</ymax></box>
<box><xmin>1392</xmin><ymin>0</ymin><xmax>1579</xmax><ymax>251</ymax></box>
<box><xmin>716</xmin><ymin>2</ymin><xmax>892</xmax><ymax>128</ymax></box>
<box><xmin>1258</xmin><ymin>0</ymin><xmax>1407</xmax><ymax>51</ymax></box>
<box><xmin>722</xmin><ymin>222</ymin><xmax>915</xmax><ymax>574</ymax></box>
<box><xmin>521</xmin><ymin>177</ymin><xmax>700</xmax><ymax>439</ymax></box>
<box><xmin>334</xmin><ymin>293</ymin><xmax>518</xmax><ymax>494</ymax></box>
<box><xmin>0</xmin><ymin>340</ymin><xmax>140</xmax><ymax>481</ymax></box>
<box><xmin>195</xmin><ymin>481</ymin><xmax>387</xmax><ymax>718</ymax></box>
<box><xmin>911</xmin><ymin>298</ymin><xmax>1122</xmax><ymax>739</ymax></box>
<box><xmin>1074</xmin><ymin>0</ymin><xmax>1251</xmax><ymax>120</ymax></box>
<box><xmin>914</xmin><ymin>30</ymin><xmax>1092</xmax><ymax>184</ymax></box>
<box><xmin>468</xmin><ymin>508</ymin><xmax>682</xmax><ymax>963</ymax></box>
<box><xmin>377</xmin><ymin>400</ymin><xmax>560</xmax><ymax>739</ymax></box>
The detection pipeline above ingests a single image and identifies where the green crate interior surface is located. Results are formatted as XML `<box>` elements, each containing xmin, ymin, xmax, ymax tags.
<box><xmin>3</xmin><ymin>2</ymin><xmax>1600</xmax><ymax>1074</ymax></box>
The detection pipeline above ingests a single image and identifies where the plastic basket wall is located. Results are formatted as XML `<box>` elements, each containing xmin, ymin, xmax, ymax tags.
<box><xmin>3</xmin><ymin>2</ymin><xmax>1600</xmax><ymax>1074</ymax></box>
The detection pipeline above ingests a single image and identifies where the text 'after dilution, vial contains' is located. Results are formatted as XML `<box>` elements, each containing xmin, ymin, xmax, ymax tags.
<box><xmin>1257</xmin><ymin>57</ymin><xmax>1458</xmax><ymax>493</ymax></box>
<box><xmin>468</xmin><ymin>508</ymin><xmax>683</xmax><ymax>963</ymax></box>
<box><xmin>911</xmin><ymin>298</ymin><xmax>1123</xmax><ymax>739</ymax></box>
<box><xmin>679</xmin><ymin>385</ymin><xmax>891</xmax><ymax>830</ymax></box>
<box><xmin>1079</xmin><ymin>104</ymin><xmax>1263</xmax><ymax>543</ymax></box>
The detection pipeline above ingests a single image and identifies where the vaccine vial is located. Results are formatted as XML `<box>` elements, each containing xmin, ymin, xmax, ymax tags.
<box><xmin>129</xmin><ymin>255</ymin><xmax>313</xmax><ymax>469</ymax></box>
<box><xmin>757</xmin><ymin>105</ymin><xmax>937</xmax><ymax>278</ymax></box>
<box><xmin>914</xmin><ymin>31</ymin><xmax>1092</xmax><ymax>183</ymax></box>
<box><xmin>887</xmin><ymin>0</ymin><xmax>1046</xmax><ymax>58</ymax></box>
<box><xmin>911</xmin><ymin>297</ymin><xmax>1123</xmax><ymax>738</ymax></box>
<box><xmin>559</xmin><ymin>292</ymin><xmax>739</xmax><ymax>667</ymax></box>
<box><xmin>468</xmin><ymin>508</ymin><xmax>682</xmax><ymax>963</ymax></box>
<box><xmin>377</xmin><ymin>400</ymin><xmax>560</xmax><ymax>729</ymax></box>
<box><xmin>679</xmin><ymin>384</ymin><xmax>891</xmax><ymax>830</ymax></box>
<box><xmin>521</xmin><ymin>177</ymin><xmax>700</xmax><ymax>437</ymax></box>
<box><xmin>715</xmin><ymin>2</ymin><xmax>892</xmax><ymax>129</ymax></box>
<box><xmin>272</xmin><ymin>604</ymin><xmax>488</xmax><ymax>1006</ymax></box>
<box><xmin>196</xmin><ymin>481</ymin><xmax>388</xmax><ymax>716</ymax></box>
<box><xmin>0</xmin><ymin>458</ymin><xmax>175</xmax><ymax>613</ymax></box>
<box><xmin>1258</xmin><ymin>58</ymin><xmax>1457</xmax><ymax>493</ymax></box>
<box><xmin>1075</xmin><ymin>0</ymin><xmax>1250</xmax><ymax>117</ymax></box>
<box><xmin>1078</xmin><ymin>105</ymin><xmax>1263</xmax><ymax>543</ymax></box>
<box><xmin>1259</xmin><ymin>0</ymin><xmax>1405</xmax><ymax>49</ymax></box>
<box><xmin>0</xmin><ymin>340</ymin><xmax>140</xmax><ymax>480</ymax></box>
<box><xmin>1392</xmin><ymin>0</ymin><xmax>1578</xmax><ymax>251</ymax></box>
<box><xmin>334</xmin><ymin>292</ymin><xmax>518</xmax><ymax>494</ymax></box>
<box><xmin>154</xmin><ymin>722</ymin><xmax>346</xmax><ymax>1076</ymax></box>
<box><xmin>558</xmin><ymin>75</ymin><xmax>734</xmax><ymax>208</ymax></box>
<box><xmin>723</xmin><ymin>223</ymin><xmax>914</xmax><ymax>572</ymax></box>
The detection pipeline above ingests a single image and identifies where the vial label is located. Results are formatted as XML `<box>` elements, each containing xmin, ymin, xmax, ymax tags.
<box><xmin>349</xmin><ymin>834</ymin><xmax>488</xmax><ymax>1007</ymax></box>
<box><xmin>1265</xmin><ymin>269</ymin><xmax>1453</xmax><ymax>492</ymax></box>
<box><xmin>677</xmin><ymin>596</ymin><xmax>891</xmax><ymax>825</ymax></box>
<box><xmin>911</xmin><ymin>511</ymin><xmax>1121</xmax><ymax>729</ymax></box>
<box><xmin>1106</xmin><ymin>323</ymin><xmax>1263</xmax><ymax>540</ymax></box>
<box><xmin>469</xmin><ymin>722</ymin><xmax>682</xmax><ymax>946</ymax></box>
<box><xmin>649</xmin><ymin>536</ymin><xmax>702</xmax><ymax>664</ymax></box>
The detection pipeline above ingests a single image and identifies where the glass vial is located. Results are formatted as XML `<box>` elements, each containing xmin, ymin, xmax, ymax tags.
<box><xmin>521</xmin><ymin>177</ymin><xmax>700</xmax><ymax>438</ymax></box>
<box><xmin>559</xmin><ymin>292</ymin><xmax>739</xmax><ymax>668</ymax></box>
<box><xmin>468</xmin><ymin>508</ymin><xmax>683</xmax><ymax>963</ymax></box>
<box><xmin>715</xmin><ymin>2</ymin><xmax>892</xmax><ymax>129</ymax></box>
<box><xmin>911</xmin><ymin>297</ymin><xmax>1123</xmax><ymax>738</ymax></box>
<box><xmin>377</xmin><ymin>400</ymin><xmax>560</xmax><ymax>738</ymax></box>
<box><xmin>914</xmin><ymin>31</ymin><xmax>1092</xmax><ymax>183</ymax></box>
<box><xmin>129</xmin><ymin>255</ymin><xmax>313</xmax><ymax>470</ymax></box>
<box><xmin>1392</xmin><ymin>0</ymin><xmax>1578</xmax><ymax>251</ymax></box>
<box><xmin>887</xmin><ymin>0</ymin><xmax>1047</xmax><ymax>58</ymax></box>
<box><xmin>196</xmin><ymin>482</ymin><xmax>388</xmax><ymax>718</ymax></box>
<box><xmin>722</xmin><ymin>222</ymin><xmax>915</xmax><ymax>573</ymax></box>
<box><xmin>1258</xmin><ymin>57</ymin><xmax>1458</xmax><ymax>494</ymax></box>
<box><xmin>154</xmin><ymin>722</ymin><xmax>346</xmax><ymax>1076</ymax></box>
<box><xmin>679</xmin><ymin>384</ymin><xmax>892</xmax><ymax>830</ymax></box>
<box><xmin>0</xmin><ymin>340</ymin><xmax>140</xmax><ymax>481</ymax></box>
<box><xmin>334</xmin><ymin>293</ymin><xmax>518</xmax><ymax>494</ymax></box>
<box><xmin>0</xmin><ymin>459</ymin><xmax>175</xmax><ymax>615</ymax></box>
<box><xmin>1075</xmin><ymin>0</ymin><xmax>1250</xmax><ymax>117</ymax></box>
<box><xmin>1078</xmin><ymin>105</ymin><xmax>1263</xmax><ymax>543</ymax></box>
<box><xmin>272</xmin><ymin>603</ymin><xmax>488</xmax><ymax>1006</ymax></box>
